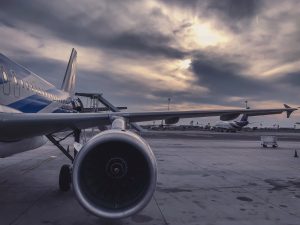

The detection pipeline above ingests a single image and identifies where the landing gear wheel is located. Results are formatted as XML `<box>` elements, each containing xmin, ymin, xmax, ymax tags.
<box><xmin>59</xmin><ymin>164</ymin><xmax>72</xmax><ymax>192</ymax></box>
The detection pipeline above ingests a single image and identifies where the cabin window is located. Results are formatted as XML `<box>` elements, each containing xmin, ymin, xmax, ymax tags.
<box><xmin>2</xmin><ymin>71</ymin><xmax>8</xmax><ymax>81</ymax></box>
<box><xmin>2</xmin><ymin>69</ymin><xmax>10</xmax><ymax>95</ymax></box>
<box><xmin>25</xmin><ymin>81</ymin><xmax>29</xmax><ymax>89</ymax></box>
<box><xmin>10</xmin><ymin>71</ymin><xmax>17</xmax><ymax>84</ymax></box>
<box><xmin>11</xmin><ymin>72</ymin><xmax>20</xmax><ymax>97</ymax></box>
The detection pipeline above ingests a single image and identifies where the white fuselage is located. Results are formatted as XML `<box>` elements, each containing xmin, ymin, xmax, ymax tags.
<box><xmin>214</xmin><ymin>120</ymin><xmax>249</xmax><ymax>131</ymax></box>
<box><xmin>0</xmin><ymin>53</ymin><xmax>72</xmax><ymax>157</ymax></box>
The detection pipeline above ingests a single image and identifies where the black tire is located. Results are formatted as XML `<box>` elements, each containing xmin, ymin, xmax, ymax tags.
<box><xmin>262</xmin><ymin>144</ymin><xmax>267</xmax><ymax>148</ymax></box>
<box><xmin>59</xmin><ymin>164</ymin><xmax>71</xmax><ymax>192</ymax></box>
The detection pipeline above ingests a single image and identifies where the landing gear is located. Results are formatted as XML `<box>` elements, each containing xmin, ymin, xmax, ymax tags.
<box><xmin>59</xmin><ymin>164</ymin><xmax>72</xmax><ymax>192</ymax></box>
<box><xmin>46</xmin><ymin>131</ymin><xmax>80</xmax><ymax>192</ymax></box>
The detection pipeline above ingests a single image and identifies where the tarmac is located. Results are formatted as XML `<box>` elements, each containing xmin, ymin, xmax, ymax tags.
<box><xmin>0</xmin><ymin>131</ymin><xmax>300</xmax><ymax>225</ymax></box>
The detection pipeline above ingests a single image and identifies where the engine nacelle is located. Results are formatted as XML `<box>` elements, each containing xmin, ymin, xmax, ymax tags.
<box><xmin>72</xmin><ymin>130</ymin><xmax>157</xmax><ymax>219</ymax></box>
<box><xmin>220</xmin><ymin>113</ymin><xmax>240</xmax><ymax>121</ymax></box>
<box><xmin>165</xmin><ymin>117</ymin><xmax>179</xmax><ymax>125</ymax></box>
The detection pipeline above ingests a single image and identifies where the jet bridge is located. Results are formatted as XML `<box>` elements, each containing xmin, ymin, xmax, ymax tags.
<box><xmin>75</xmin><ymin>92</ymin><xmax>144</xmax><ymax>132</ymax></box>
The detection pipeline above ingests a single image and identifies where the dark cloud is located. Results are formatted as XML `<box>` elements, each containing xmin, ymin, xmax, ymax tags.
<box><xmin>0</xmin><ymin>0</ymin><xmax>185</xmax><ymax>59</ymax></box>
<box><xmin>161</xmin><ymin>0</ymin><xmax>263</xmax><ymax>33</ymax></box>
<box><xmin>103</xmin><ymin>32</ymin><xmax>186</xmax><ymax>59</ymax></box>
<box><xmin>152</xmin><ymin>52</ymin><xmax>299</xmax><ymax>106</ymax></box>
<box><xmin>190</xmin><ymin>55</ymin><xmax>271</xmax><ymax>96</ymax></box>
<box><xmin>276</xmin><ymin>71</ymin><xmax>300</xmax><ymax>87</ymax></box>
<box><xmin>207</xmin><ymin>0</ymin><xmax>262</xmax><ymax>21</ymax></box>
<box><xmin>159</xmin><ymin>0</ymin><xmax>200</xmax><ymax>9</ymax></box>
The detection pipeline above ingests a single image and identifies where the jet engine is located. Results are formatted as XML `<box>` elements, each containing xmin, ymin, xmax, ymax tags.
<box><xmin>72</xmin><ymin>130</ymin><xmax>157</xmax><ymax>219</ymax></box>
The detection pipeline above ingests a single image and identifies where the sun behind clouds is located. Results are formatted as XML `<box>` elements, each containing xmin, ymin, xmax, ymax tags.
<box><xmin>190</xmin><ymin>22</ymin><xmax>229</xmax><ymax>48</ymax></box>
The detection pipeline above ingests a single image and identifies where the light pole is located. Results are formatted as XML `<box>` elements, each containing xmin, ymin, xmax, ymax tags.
<box><xmin>245</xmin><ymin>100</ymin><xmax>248</xmax><ymax>109</ymax></box>
<box><xmin>168</xmin><ymin>97</ymin><xmax>171</xmax><ymax>111</ymax></box>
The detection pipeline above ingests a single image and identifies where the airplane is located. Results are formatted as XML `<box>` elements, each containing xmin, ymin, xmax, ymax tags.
<box><xmin>0</xmin><ymin>49</ymin><xmax>297</xmax><ymax>219</ymax></box>
<box><xmin>212</xmin><ymin>104</ymin><xmax>292</xmax><ymax>132</ymax></box>
<box><xmin>213</xmin><ymin>113</ymin><xmax>250</xmax><ymax>132</ymax></box>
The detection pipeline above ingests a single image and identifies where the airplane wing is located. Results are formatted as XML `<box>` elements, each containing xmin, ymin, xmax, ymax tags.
<box><xmin>0</xmin><ymin>105</ymin><xmax>296</xmax><ymax>140</ymax></box>
<box><xmin>120</xmin><ymin>106</ymin><xmax>295</xmax><ymax>123</ymax></box>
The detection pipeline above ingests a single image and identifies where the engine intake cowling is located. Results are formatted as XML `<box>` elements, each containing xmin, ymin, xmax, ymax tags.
<box><xmin>72</xmin><ymin>130</ymin><xmax>157</xmax><ymax>219</ymax></box>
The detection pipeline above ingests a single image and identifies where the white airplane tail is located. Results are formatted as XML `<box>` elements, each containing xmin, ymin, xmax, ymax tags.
<box><xmin>61</xmin><ymin>48</ymin><xmax>77</xmax><ymax>95</ymax></box>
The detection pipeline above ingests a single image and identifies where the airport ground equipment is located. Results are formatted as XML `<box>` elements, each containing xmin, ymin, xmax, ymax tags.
<box><xmin>75</xmin><ymin>92</ymin><xmax>143</xmax><ymax>132</ymax></box>
<box><xmin>261</xmin><ymin>136</ymin><xmax>278</xmax><ymax>148</ymax></box>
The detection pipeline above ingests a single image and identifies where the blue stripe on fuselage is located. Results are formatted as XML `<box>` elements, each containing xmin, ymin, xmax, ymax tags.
<box><xmin>8</xmin><ymin>94</ymin><xmax>52</xmax><ymax>113</ymax></box>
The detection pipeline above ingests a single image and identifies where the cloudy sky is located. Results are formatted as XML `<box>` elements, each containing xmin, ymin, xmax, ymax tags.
<box><xmin>0</xmin><ymin>0</ymin><xmax>300</xmax><ymax>126</ymax></box>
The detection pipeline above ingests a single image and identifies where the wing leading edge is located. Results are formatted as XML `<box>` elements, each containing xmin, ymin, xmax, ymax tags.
<box><xmin>0</xmin><ymin>105</ymin><xmax>296</xmax><ymax>140</ymax></box>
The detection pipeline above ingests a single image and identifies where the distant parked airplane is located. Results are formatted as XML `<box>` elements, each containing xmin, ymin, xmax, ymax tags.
<box><xmin>212</xmin><ymin>105</ymin><xmax>292</xmax><ymax>132</ymax></box>
<box><xmin>213</xmin><ymin>113</ymin><xmax>250</xmax><ymax>132</ymax></box>
<box><xmin>0</xmin><ymin>49</ymin><xmax>296</xmax><ymax>219</ymax></box>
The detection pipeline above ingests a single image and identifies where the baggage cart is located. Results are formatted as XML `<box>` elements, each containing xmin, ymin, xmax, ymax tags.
<box><xmin>261</xmin><ymin>136</ymin><xmax>278</xmax><ymax>148</ymax></box>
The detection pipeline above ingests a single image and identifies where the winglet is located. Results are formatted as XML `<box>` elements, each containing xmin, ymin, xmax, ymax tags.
<box><xmin>284</xmin><ymin>104</ymin><xmax>296</xmax><ymax>118</ymax></box>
